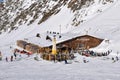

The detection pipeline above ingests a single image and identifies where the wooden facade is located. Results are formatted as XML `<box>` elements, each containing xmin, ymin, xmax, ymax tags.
<box><xmin>56</xmin><ymin>35</ymin><xmax>103</xmax><ymax>50</ymax></box>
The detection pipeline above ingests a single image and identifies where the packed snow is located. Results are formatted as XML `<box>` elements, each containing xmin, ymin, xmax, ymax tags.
<box><xmin>0</xmin><ymin>53</ymin><xmax>120</xmax><ymax>80</ymax></box>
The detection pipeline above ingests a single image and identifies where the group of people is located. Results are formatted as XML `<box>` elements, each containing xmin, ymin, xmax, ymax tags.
<box><xmin>5</xmin><ymin>55</ymin><xmax>14</xmax><ymax>62</ymax></box>
<box><xmin>0</xmin><ymin>48</ymin><xmax>119</xmax><ymax>64</ymax></box>
<box><xmin>14</xmin><ymin>48</ymin><xmax>32</xmax><ymax>56</ymax></box>
<box><xmin>0</xmin><ymin>51</ymin><xmax>14</xmax><ymax>62</ymax></box>
<box><xmin>36</xmin><ymin>31</ymin><xmax>62</xmax><ymax>41</ymax></box>
<box><xmin>46</xmin><ymin>31</ymin><xmax>62</xmax><ymax>39</ymax></box>
<box><xmin>41</xmin><ymin>52</ymin><xmax>75</xmax><ymax>64</ymax></box>
<box><xmin>5</xmin><ymin>49</ymin><xmax>18</xmax><ymax>62</ymax></box>
<box><xmin>34</xmin><ymin>52</ymin><xmax>74</xmax><ymax>64</ymax></box>
<box><xmin>0</xmin><ymin>48</ymin><xmax>32</xmax><ymax>62</ymax></box>
<box><xmin>79</xmin><ymin>50</ymin><xmax>112</xmax><ymax>57</ymax></box>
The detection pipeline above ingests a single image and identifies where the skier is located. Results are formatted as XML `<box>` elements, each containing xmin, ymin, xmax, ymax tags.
<box><xmin>10</xmin><ymin>55</ymin><xmax>13</xmax><ymax>62</ymax></box>
<box><xmin>83</xmin><ymin>58</ymin><xmax>86</xmax><ymax>63</ymax></box>
<box><xmin>64</xmin><ymin>55</ymin><xmax>68</xmax><ymax>64</ymax></box>
<box><xmin>116</xmin><ymin>56</ymin><xmax>119</xmax><ymax>61</ymax></box>
<box><xmin>0</xmin><ymin>52</ymin><xmax>2</xmax><ymax>61</ymax></box>
<box><xmin>112</xmin><ymin>57</ymin><xmax>114</xmax><ymax>61</ymax></box>
<box><xmin>13</xmin><ymin>50</ymin><xmax>17</xmax><ymax>59</ymax></box>
<box><xmin>6</xmin><ymin>57</ymin><xmax>8</xmax><ymax>62</ymax></box>
<box><xmin>83</xmin><ymin>58</ymin><xmax>89</xmax><ymax>63</ymax></box>
<box><xmin>53</xmin><ymin>55</ymin><xmax>56</xmax><ymax>63</ymax></box>
<box><xmin>112</xmin><ymin>57</ymin><xmax>116</xmax><ymax>63</ymax></box>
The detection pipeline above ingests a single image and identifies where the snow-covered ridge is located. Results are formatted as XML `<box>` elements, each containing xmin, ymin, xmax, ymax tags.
<box><xmin>0</xmin><ymin>0</ymin><xmax>115</xmax><ymax>33</ymax></box>
<box><xmin>0</xmin><ymin>0</ymin><xmax>119</xmax><ymax>55</ymax></box>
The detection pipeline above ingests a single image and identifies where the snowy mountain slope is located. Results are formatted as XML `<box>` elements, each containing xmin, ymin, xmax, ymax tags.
<box><xmin>0</xmin><ymin>0</ymin><xmax>119</xmax><ymax>54</ymax></box>
<box><xmin>68</xmin><ymin>0</ymin><xmax>120</xmax><ymax>53</ymax></box>
<box><xmin>0</xmin><ymin>0</ymin><xmax>115</xmax><ymax>33</ymax></box>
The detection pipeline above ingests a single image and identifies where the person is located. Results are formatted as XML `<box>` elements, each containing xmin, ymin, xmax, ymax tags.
<box><xmin>53</xmin><ymin>55</ymin><xmax>56</xmax><ymax>63</ymax></box>
<box><xmin>34</xmin><ymin>56</ymin><xmax>39</xmax><ymax>61</ymax></box>
<box><xmin>27</xmin><ymin>52</ymin><xmax>32</xmax><ymax>57</ymax></box>
<box><xmin>13</xmin><ymin>50</ymin><xmax>17</xmax><ymax>59</ymax></box>
<box><xmin>0</xmin><ymin>52</ymin><xmax>2</xmax><ymax>61</ymax></box>
<box><xmin>64</xmin><ymin>55</ymin><xmax>68</xmax><ymax>64</ymax></box>
<box><xmin>59</xmin><ymin>35</ymin><xmax>62</xmax><ymax>38</ymax></box>
<box><xmin>112</xmin><ymin>57</ymin><xmax>117</xmax><ymax>63</ymax></box>
<box><xmin>64</xmin><ymin>59</ymin><xmax>68</xmax><ymax>64</ymax></box>
<box><xmin>36</xmin><ymin>33</ymin><xmax>40</xmax><ymax>38</ymax></box>
<box><xmin>6</xmin><ymin>57</ymin><xmax>8</xmax><ymax>62</ymax></box>
<box><xmin>83</xmin><ymin>58</ymin><xmax>86</xmax><ymax>63</ymax></box>
<box><xmin>116</xmin><ymin>56</ymin><xmax>119</xmax><ymax>61</ymax></box>
<box><xmin>112</xmin><ymin>57</ymin><xmax>114</xmax><ymax>61</ymax></box>
<box><xmin>83</xmin><ymin>58</ymin><xmax>89</xmax><ymax>63</ymax></box>
<box><xmin>10</xmin><ymin>55</ymin><xmax>13</xmax><ymax>62</ymax></box>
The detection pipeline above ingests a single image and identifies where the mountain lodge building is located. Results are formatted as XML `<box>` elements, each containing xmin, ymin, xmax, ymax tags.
<box><xmin>16</xmin><ymin>35</ymin><xmax>103</xmax><ymax>54</ymax></box>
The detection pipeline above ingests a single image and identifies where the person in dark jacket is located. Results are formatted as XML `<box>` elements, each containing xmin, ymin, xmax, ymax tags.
<box><xmin>116</xmin><ymin>56</ymin><xmax>119</xmax><ymax>61</ymax></box>
<box><xmin>10</xmin><ymin>56</ymin><xmax>13</xmax><ymax>62</ymax></box>
<box><xmin>83</xmin><ymin>58</ymin><xmax>89</xmax><ymax>63</ymax></box>
<box><xmin>6</xmin><ymin>57</ymin><xmax>8</xmax><ymax>62</ymax></box>
<box><xmin>64</xmin><ymin>55</ymin><xmax>68</xmax><ymax>64</ymax></box>
<box><xmin>0</xmin><ymin>52</ymin><xmax>2</xmax><ymax>61</ymax></box>
<box><xmin>14</xmin><ymin>51</ymin><xmax>17</xmax><ymax>59</ymax></box>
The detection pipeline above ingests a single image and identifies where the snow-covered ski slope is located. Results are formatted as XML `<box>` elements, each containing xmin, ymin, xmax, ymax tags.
<box><xmin>0</xmin><ymin>53</ymin><xmax>120</xmax><ymax>80</ymax></box>
<box><xmin>69</xmin><ymin>0</ymin><xmax>120</xmax><ymax>53</ymax></box>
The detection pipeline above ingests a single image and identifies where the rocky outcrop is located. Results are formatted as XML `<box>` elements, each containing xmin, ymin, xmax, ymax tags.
<box><xmin>0</xmin><ymin>0</ymin><xmax>115</xmax><ymax>33</ymax></box>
